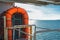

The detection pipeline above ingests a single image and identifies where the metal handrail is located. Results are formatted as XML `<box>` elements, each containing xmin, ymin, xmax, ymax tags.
<box><xmin>36</xmin><ymin>29</ymin><xmax>60</xmax><ymax>33</ymax></box>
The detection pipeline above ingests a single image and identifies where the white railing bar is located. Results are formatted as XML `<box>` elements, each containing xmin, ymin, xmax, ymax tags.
<box><xmin>15</xmin><ymin>29</ymin><xmax>33</xmax><ymax>37</ymax></box>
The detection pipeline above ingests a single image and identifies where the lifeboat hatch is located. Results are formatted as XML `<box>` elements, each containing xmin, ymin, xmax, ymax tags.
<box><xmin>12</xmin><ymin>13</ymin><xmax>25</xmax><ymax>40</ymax></box>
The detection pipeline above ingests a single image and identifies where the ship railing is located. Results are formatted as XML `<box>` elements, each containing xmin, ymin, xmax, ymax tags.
<box><xmin>3</xmin><ymin>16</ymin><xmax>60</xmax><ymax>40</ymax></box>
<box><xmin>4</xmin><ymin>25</ymin><xmax>36</xmax><ymax>40</ymax></box>
<box><xmin>36</xmin><ymin>27</ymin><xmax>60</xmax><ymax>33</ymax></box>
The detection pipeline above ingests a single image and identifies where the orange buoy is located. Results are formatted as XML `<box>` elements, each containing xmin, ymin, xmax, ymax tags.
<box><xmin>5</xmin><ymin>7</ymin><xmax>30</xmax><ymax>40</ymax></box>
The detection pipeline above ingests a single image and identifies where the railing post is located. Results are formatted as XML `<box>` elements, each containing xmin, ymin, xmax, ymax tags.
<box><xmin>4</xmin><ymin>16</ymin><xmax>8</xmax><ymax>40</ymax></box>
<box><xmin>34</xmin><ymin>25</ymin><xmax>36</xmax><ymax>40</ymax></box>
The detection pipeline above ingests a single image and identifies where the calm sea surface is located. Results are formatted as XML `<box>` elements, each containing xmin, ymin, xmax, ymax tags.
<box><xmin>34</xmin><ymin>20</ymin><xmax>60</xmax><ymax>40</ymax></box>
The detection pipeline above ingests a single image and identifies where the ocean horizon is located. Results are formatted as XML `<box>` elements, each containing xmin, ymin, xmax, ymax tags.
<box><xmin>30</xmin><ymin>20</ymin><xmax>60</xmax><ymax>40</ymax></box>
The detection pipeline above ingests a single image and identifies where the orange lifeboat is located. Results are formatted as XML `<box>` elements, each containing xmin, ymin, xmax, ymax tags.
<box><xmin>5</xmin><ymin>7</ymin><xmax>30</xmax><ymax>40</ymax></box>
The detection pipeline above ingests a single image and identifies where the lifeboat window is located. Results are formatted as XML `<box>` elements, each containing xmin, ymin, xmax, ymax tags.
<box><xmin>12</xmin><ymin>13</ymin><xmax>23</xmax><ymax>25</ymax></box>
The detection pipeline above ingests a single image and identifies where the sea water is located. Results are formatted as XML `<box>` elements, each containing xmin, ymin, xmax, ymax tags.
<box><xmin>34</xmin><ymin>20</ymin><xmax>60</xmax><ymax>40</ymax></box>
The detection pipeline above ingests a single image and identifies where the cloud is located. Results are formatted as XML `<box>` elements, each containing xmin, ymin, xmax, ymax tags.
<box><xmin>15</xmin><ymin>3</ymin><xmax>60</xmax><ymax>20</ymax></box>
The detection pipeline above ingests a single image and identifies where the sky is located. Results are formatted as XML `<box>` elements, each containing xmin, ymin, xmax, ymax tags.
<box><xmin>15</xmin><ymin>3</ymin><xmax>60</xmax><ymax>20</ymax></box>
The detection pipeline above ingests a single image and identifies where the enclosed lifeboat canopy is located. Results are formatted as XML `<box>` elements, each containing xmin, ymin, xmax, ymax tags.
<box><xmin>5</xmin><ymin>7</ymin><xmax>29</xmax><ymax>40</ymax></box>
